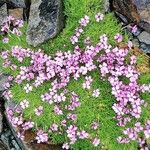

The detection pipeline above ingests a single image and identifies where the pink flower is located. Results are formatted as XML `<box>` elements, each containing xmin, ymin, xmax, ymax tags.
<box><xmin>17</xmin><ymin>132</ymin><xmax>24</xmax><ymax>140</ymax></box>
<box><xmin>79</xmin><ymin>15</ymin><xmax>90</xmax><ymax>27</ymax></box>
<box><xmin>66</xmin><ymin>125</ymin><xmax>78</xmax><ymax>144</ymax></box>
<box><xmin>91</xmin><ymin>122</ymin><xmax>99</xmax><ymax>130</ymax></box>
<box><xmin>54</xmin><ymin>105</ymin><xmax>63</xmax><ymax>115</ymax></box>
<box><xmin>14</xmin><ymin>19</ymin><xmax>24</xmax><ymax>28</ymax></box>
<box><xmin>128</xmin><ymin>41</ymin><xmax>133</xmax><ymax>49</ymax></box>
<box><xmin>130</xmin><ymin>55</ymin><xmax>137</xmax><ymax>65</ymax></box>
<box><xmin>77</xmin><ymin>130</ymin><xmax>89</xmax><ymax>139</ymax></box>
<box><xmin>92</xmin><ymin>138</ymin><xmax>100</xmax><ymax>147</ymax></box>
<box><xmin>67</xmin><ymin>113</ymin><xmax>77</xmax><ymax>121</ymax></box>
<box><xmin>2</xmin><ymin>90</ymin><xmax>13</xmax><ymax>100</ymax></box>
<box><xmin>35</xmin><ymin>130</ymin><xmax>48</xmax><ymax>143</ymax></box>
<box><xmin>12</xmin><ymin>116</ymin><xmax>23</xmax><ymax>126</ymax></box>
<box><xmin>92</xmin><ymin>89</ymin><xmax>100</xmax><ymax>97</ymax></box>
<box><xmin>62</xmin><ymin>143</ymin><xmax>69</xmax><ymax>149</ymax></box>
<box><xmin>131</xmin><ymin>25</ymin><xmax>138</xmax><ymax>33</ymax></box>
<box><xmin>61</xmin><ymin>120</ymin><xmax>67</xmax><ymax>127</ymax></box>
<box><xmin>79</xmin><ymin>66</ymin><xmax>88</xmax><ymax>75</ymax></box>
<box><xmin>22</xmin><ymin>121</ymin><xmax>34</xmax><ymax>130</ymax></box>
<box><xmin>82</xmin><ymin>76</ymin><xmax>93</xmax><ymax>89</ymax></box>
<box><xmin>95</xmin><ymin>12</ymin><xmax>104</xmax><ymax>22</ymax></box>
<box><xmin>1</xmin><ymin>23</ymin><xmax>9</xmax><ymax>32</ymax></box>
<box><xmin>70</xmin><ymin>36</ymin><xmax>78</xmax><ymax>45</ymax></box>
<box><xmin>24</xmin><ymin>84</ymin><xmax>33</xmax><ymax>93</ymax></box>
<box><xmin>50</xmin><ymin>123</ymin><xmax>58</xmax><ymax>132</ymax></box>
<box><xmin>20</xmin><ymin>99</ymin><xmax>29</xmax><ymax>109</ymax></box>
<box><xmin>114</xmin><ymin>33</ymin><xmax>123</xmax><ymax>43</ymax></box>
<box><xmin>34</xmin><ymin>106</ymin><xmax>43</xmax><ymax>116</ymax></box>
<box><xmin>12</xmin><ymin>28</ymin><xmax>22</xmax><ymax>36</ymax></box>
<box><xmin>134</xmin><ymin>122</ymin><xmax>143</xmax><ymax>132</ymax></box>
<box><xmin>2</xmin><ymin>37</ymin><xmax>9</xmax><ymax>43</ymax></box>
<box><xmin>6</xmin><ymin>16</ymin><xmax>15</xmax><ymax>23</ymax></box>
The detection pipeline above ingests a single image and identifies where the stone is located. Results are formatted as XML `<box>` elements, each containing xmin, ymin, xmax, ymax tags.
<box><xmin>132</xmin><ymin>38</ymin><xmax>140</xmax><ymax>48</ymax></box>
<box><xmin>8</xmin><ymin>8</ymin><xmax>23</xmax><ymax>19</ymax></box>
<box><xmin>0</xmin><ymin>112</ymin><xmax>3</xmax><ymax>133</ymax></box>
<box><xmin>26</xmin><ymin>0</ymin><xmax>64</xmax><ymax>47</ymax></box>
<box><xmin>23</xmin><ymin>0</ymin><xmax>31</xmax><ymax>21</ymax></box>
<box><xmin>103</xmin><ymin>0</ymin><xmax>110</xmax><ymax>12</ymax></box>
<box><xmin>115</xmin><ymin>12</ymin><xmax>128</xmax><ymax>24</ymax></box>
<box><xmin>0</xmin><ymin>1</ymin><xmax>6</xmax><ymax>7</ymax></box>
<box><xmin>0</xmin><ymin>3</ymin><xmax>7</xmax><ymax>26</ymax></box>
<box><xmin>140</xmin><ymin>42</ymin><xmax>150</xmax><ymax>53</ymax></box>
<box><xmin>138</xmin><ymin>31</ymin><xmax>150</xmax><ymax>45</ymax></box>
<box><xmin>113</xmin><ymin>0</ymin><xmax>150</xmax><ymax>33</ymax></box>
<box><xmin>0</xmin><ymin>74</ymin><xmax>9</xmax><ymax>95</ymax></box>
<box><xmin>0</xmin><ymin>134</ymin><xmax>10</xmax><ymax>150</ymax></box>
<box><xmin>7</xmin><ymin>0</ymin><xmax>26</xmax><ymax>9</ymax></box>
<box><xmin>0</xmin><ymin>141</ymin><xmax>7</xmax><ymax>150</ymax></box>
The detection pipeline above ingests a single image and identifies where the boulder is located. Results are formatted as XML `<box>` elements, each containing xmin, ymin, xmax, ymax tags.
<box><xmin>103</xmin><ymin>0</ymin><xmax>110</xmax><ymax>12</ymax></box>
<box><xmin>113</xmin><ymin>0</ymin><xmax>150</xmax><ymax>33</ymax></box>
<box><xmin>138</xmin><ymin>31</ymin><xmax>150</xmax><ymax>45</ymax></box>
<box><xmin>26</xmin><ymin>0</ymin><xmax>64</xmax><ymax>47</ymax></box>
<box><xmin>8</xmin><ymin>8</ymin><xmax>24</xmax><ymax>19</ymax></box>
<box><xmin>0</xmin><ymin>3</ymin><xmax>7</xmax><ymax>26</ymax></box>
<box><xmin>7</xmin><ymin>0</ymin><xmax>26</xmax><ymax>9</ymax></box>
<box><xmin>0</xmin><ymin>0</ymin><xmax>6</xmax><ymax>7</ymax></box>
<box><xmin>23</xmin><ymin>0</ymin><xmax>31</xmax><ymax>21</ymax></box>
<box><xmin>140</xmin><ymin>43</ymin><xmax>150</xmax><ymax>53</ymax></box>
<box><xmin>0</xmin><ymin>74</ymin><xmax>9</xmax><ymax>95</ymax></box>
<box><xmin>0</xmin><ymin>111</ymin><xmax>3</xmax><ymax>133</ymax></box>
<box><xmin>0</xmin><ymin>141</ymin><xmax>7</xmax><ymax>150</ymax></box>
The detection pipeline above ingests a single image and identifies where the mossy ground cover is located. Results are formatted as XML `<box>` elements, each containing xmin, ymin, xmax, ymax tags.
<box><xmin>0</xmin><ymin>0</ymin><xmax>150</xmax><ymax>150</ymax></box>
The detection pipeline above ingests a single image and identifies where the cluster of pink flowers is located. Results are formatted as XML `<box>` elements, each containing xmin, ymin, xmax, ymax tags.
<box><xmin>1</xmin><ymin>13</ymin><xmax>150</xmax><ymax>150</ymax></box>
<box><xmin>1</xmin><ymin>16</ymin><xmax>23</xmax><ymax>43</ymax></box>
<box><xmin>70</xmin><ymin>12</ymin><xmax>104</xmax><ymax>45</ymax></box>
<box><xmin>35</xmin><ymin>130</ymin><xmax>48</xmax><ymax>143</ymax></box>
<box><xmin>22</xmin><ymin>121</ymin><xmax>34</xmax><ymax>130</ymax></box>
<box><xmin>118</xmin><ymin>120</ymin><xmax>150</xmax><ymax>150</ymax></box>
<box><xmin>98</xmin><ymin>42</ymin><xmax>148</xmax><ymax>122</ymax></box>
<box><xmin>70</xmin><ymin>15</ymin><xmax>89</xmax><ymax>44</ymax></box>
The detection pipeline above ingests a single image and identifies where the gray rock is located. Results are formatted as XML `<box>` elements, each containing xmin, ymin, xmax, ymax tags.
<box><xmin>7</xmin><ymin>0</ymin><xmax>26</xmax><ymax>9</ymax></box>
<box><xmin>26</xmin><ymin>0</ymin><xmax>64</xmax><ymax>47</ymax></box>
<box><xmin>0</xmin><ymin>1</ymin><xmax>6</xmax><ymax>7</ymax></box>
<box><xmin>0</xmin><ymin>134</ymin><xmax>10</xmax><ymax>150</ymax></box>
<box><xmin>4</xmin><ymin>100</ymin><xmax>17</xmax><ymax>113</ymax></box>
<box><xmin>8</xmin><ymin>8</ymin><xmax>24</xmax><ymax>19</ymax></box>
<box><xmin>132</xmin><ymin>38</ymin><xmax>140</xmax><ymax>47</ymax></box>
<box><xmin>113</xmin><ymin>0</ymin><xmax>150</xmax><ymax>33</ymax></box>
<box><xmin>23</xmin><ymin>0</ymin><xmax>31</xmax><ymax>20</ymax></box>
<box><xmin>103</xmin><ymin>0</ymin><xmax>110</xmax><ymax>12</ymax></box>
<box><xmin>0</xmin><ymin>141</ymin><xmax>7</xmax><ymax>150</ymax></box>
<box><xmin>0</xmin><ymin>74</ymin><xmax>9</xmax><ymax>95</ymax></box>
<box><xmin>0</xmin><ymin>3</ymin><xmax>7</xmax><ymax>26</ymax></box>
<box><xmin>138</xmin><ymin>31</ymin><xmax>150</xmax><ymax>45</ymax></box>
<box><xmin>140</xmin><ymin>42</ymin><xmax>150</xmax><ymax>53</ymax></box>
<box><xmin>115</xmin><ymin>12</ymin><xmax>129</xmax><ymax>24</ymax></box>
<box><xmin>0</xmin><ymin>112</ymin><xmax>3</xmax><ymax>133</ymax></box>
